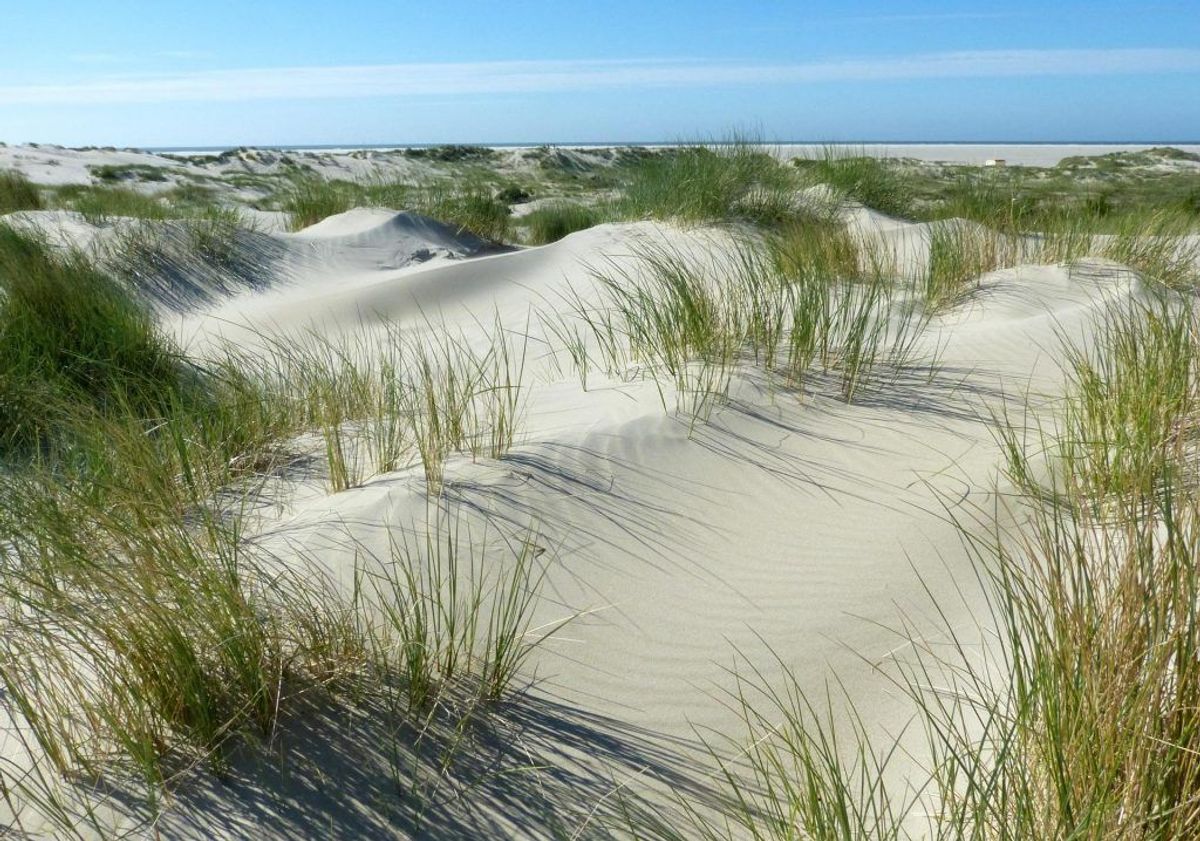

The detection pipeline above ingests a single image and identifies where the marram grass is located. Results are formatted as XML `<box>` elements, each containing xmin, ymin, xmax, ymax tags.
<box><xmin>623</xmin><ymin>292</ymin><xmax>1200</xmax><ymax>841</ymax></box>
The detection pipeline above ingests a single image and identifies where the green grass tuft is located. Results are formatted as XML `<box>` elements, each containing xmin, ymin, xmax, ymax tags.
<box><xmin>0</xmin><ymin>225</ymin><xmax>188</xmax><ymax>458</ymax></box>
<box><xmin>57</xmin><ymin>185</ymin><xmax>171</xmax><ymax>224</ymax></box>
<box><xmin>524</xmin><ymin>202</ymin><xmax>601</xmax><ymax>244</ymax></box>
<box><xmin>0</xmin><ymin>169</ymin><xmax>43</xmax><ymax>213</ymax></box>
<box><xmin>796</xmin><ymin>146</ymin><xmax>916</xmax><ymax>218</ymax></box>
<box><xmin>618</xmin><ymin>140</ymin><xmax>800</xmax><ymax>226</ymax></box>
<box><xmin>282</xmin><ymin>178</ymin><xmax>358</xmax><ymax>231</ymax></box>
<box><xmin>921</xmin><ymin>220</ymin><xmax>1017</xmax><ymax>311</ymax></box>
<box><xmin>413</xmin><ymin>182</ymin><xmax>511</xmax><ymax>243</ymax></box>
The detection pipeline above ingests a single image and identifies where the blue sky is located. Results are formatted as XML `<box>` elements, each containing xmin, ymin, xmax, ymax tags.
<box><xmin>1</xmin><ymin>1</ymin><xmax>1197</xmax><ymax>147</ymax></box>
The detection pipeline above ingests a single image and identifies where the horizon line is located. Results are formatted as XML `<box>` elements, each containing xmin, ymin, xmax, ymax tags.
<box><xmin>11</xmin><ymin>139</ymin><xmax>1200</xmax><ymax>153</ymax></box>
<box><xmin>102</xmin><ymin>139</ymin><xmax>1200</xmax><ymax>153</ymax></box>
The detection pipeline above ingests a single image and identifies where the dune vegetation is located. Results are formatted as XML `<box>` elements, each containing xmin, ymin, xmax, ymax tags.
<box><xmin>523</xmin><ymin>201</ymin><xmax>600</xmax><ymax>244</ymax></box>
<box><xmin>0</xmin><ymin>218</ymin><xmax>545</xmax><ymax>835</ymax></box>
<box><xmin>0</xmin><ymin>138</ymin><xmax>1199</xmax><ymax>838</ymax></box>
<box><xmin>0</xmin><ymin>169</ymin><xmax>43</xmax><ymax>213</ymax></box>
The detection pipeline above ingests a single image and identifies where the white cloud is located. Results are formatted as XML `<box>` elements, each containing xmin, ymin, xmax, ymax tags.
<box><xmin>5</xmin><ymin>49</ymin><xmax>1200</xmax><ymax>106</ymax></box>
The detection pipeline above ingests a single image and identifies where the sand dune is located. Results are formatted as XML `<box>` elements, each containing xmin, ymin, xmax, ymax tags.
<box><xmin>60</xmin><ymin>204</ymin><xmax>1137</xmax><ymax>837</ymax></box>
<box><xmin>2</xmin><ymin>140</ymin><xmax>1186</xmax><ymax>834</ymax></box>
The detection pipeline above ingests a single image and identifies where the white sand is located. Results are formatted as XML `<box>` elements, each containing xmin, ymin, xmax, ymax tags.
<box><xmin>0</xmin><ymin>144</ymin><xmax>186</xmax><ymax>185</ymax></box>
<box><xmin>130</xmin><ymin>207</ymin><xmax>1148</xmax><ymax>836</ymax></box>
<box><xmin>0</xmin><ymin>193</ymin><xmax>1164</xmax><ymax>836</ymax></box>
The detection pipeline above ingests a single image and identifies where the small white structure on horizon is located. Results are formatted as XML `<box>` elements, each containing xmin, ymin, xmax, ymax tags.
<box><xmin>984</xmin><ymin>158</ymin><xmax>1007</xmax><ymax>167</ymax></box>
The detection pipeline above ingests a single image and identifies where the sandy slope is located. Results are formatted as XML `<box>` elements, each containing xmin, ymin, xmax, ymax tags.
<box><xmin>0</xmin><ymin>202</ymin><xmax>1155</xmax><ymax>837</ymax></box>
<box><xmin>0</xmin><ymin>145</ymin><xmax>187</xmax><ymax>185</ymax></box>
<box><xmin>129</xmin><ymin>208</ymin><xmax>1150</xmax><ymax>837</ymax></box>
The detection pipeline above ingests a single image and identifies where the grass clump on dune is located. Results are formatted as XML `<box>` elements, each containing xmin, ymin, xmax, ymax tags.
<box><xmin>921</xmin><ymin>220</ymin><xmax>1018</xmax><ymax>311</ymax></box>
<box><xmin>1055</xmin><ymin>299</ymin><xmax>1200</xmax><ymax>506</ymax></box>
<box><xmin>1098</xmin><ymin>209</ymin><xmax>1200</xmax><ymax>290</ymax></box>
<box><xmin>560</xmin><ymin>225</ymin><xmax>922</xmax><ymax>419</ymax></box>
<box><xmin>90</xmin><ymin>162</ymin><xmax>171</xmax><ymax>183</ymax></box>
<box><xmin>795</xmin><ymin>146</ymin><xmax>915</xmax><ymax>219</ymax></box>
<box><xmin>949</xmin><ymin>373</ymin><xmax>1200</xmax><ymax>840</ymax></box>
<box><xmin>950</xmin><ymin>304</ymin><xmax>1200</xmax><ymax>838</ymax></box>
<box><xmin>282</xmin><ymin>177</ymin><xmax>358</xmax><ymax>230</ymax></box>
<box><xmin>930</xmin><ymin>172</ymin><xmax>1045</xmax><ymax>230</ymax></box>
<box><xmin>0</xmin><ymin>470</ymin><xmax>356</xmax><ymax>789</ymax></box>
<box><xmin>55</xmin><ymin>184</ymin><xmax>172</xmax><ymax>224</ymax></box>
<box><xmin>227</xmin><ymin>318</ymin><xmax>527</xmax><ymax>495</ymax></box>
<box><xmin>1032</xmin><ymin>207</ymin><xmax>1200</xmax><ymax>290</ymax></box>
<box><xmin>93</xmin><ymin>209</ymin><xmax>276</xmax><ymax>311</ymax></box>
<box><xmin>0</xmin><ymin>169</ymin><xmax>42</xmax><ymax>213</ymax></box>
<box><xmin>770</xmin><ymin>217</ymin><xmax>870</xmax><ymax>281</ymax></box>
<box><xmin>618</xmin><ymin>140</ymin><xmax>800</xmax><ymax>226</ymax></box>
<box><xmin>362</xmin><ymin>177</ymin><xmax>513</xmax><ymax>242</ymax></box>
<box><xmin>413</xmin><ymin>182</ymin><xmax>511</xmax><ymax>243</ymax></box>
<box><xmin>0</xmin><ymin>461</ymin><xmax>553</xmax><ymax>831</ymax></box>
<box><xmin>363</xmin><ymin>507</ymin><xmax>555</xmax><ymax>712</ymax></box>
<box><xmin>976</xmin><ymin>477</ymin><xmax>1200</xmax><ymax>840</ymax></box>
<box><xmin>0</xmin><ymin>225</ymin><xmax>188</xmax><ymax>458</ymax></box>
<box><xmin>666</xmin><ymin>482</ymin><xmax>1200</xmax><ymax>840</ymax></box>
<box><xmin>524</xmin><ymin>201</ymin><xmax>601</xmax><ymax>244</ymax></box>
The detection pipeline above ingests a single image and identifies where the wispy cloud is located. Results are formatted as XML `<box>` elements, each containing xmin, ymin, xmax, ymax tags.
<box><xmin>68</xmin><ymin>49</ymin><xmax>214</xmax><ymax>66</ymax></box>
<box><xmin>6</xmin><ymin>49</ymin><xmax>1200</xmax><ymax>106</ymax></box>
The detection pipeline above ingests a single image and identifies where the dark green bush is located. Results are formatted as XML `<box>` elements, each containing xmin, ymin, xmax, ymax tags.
<box><xmin>91</xmin><ymin>164</ymin><xmax>170</xmax><ymax>183</ymax></box>
<box><xmin>403</xmin><ymin>145</ymin><xmax>495</xmax><ymax>163</ymax></box>
<box><xmin>496</xmin><ymin>184</ymin><xmax>533</xmax><ymax>204</ymax></box>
